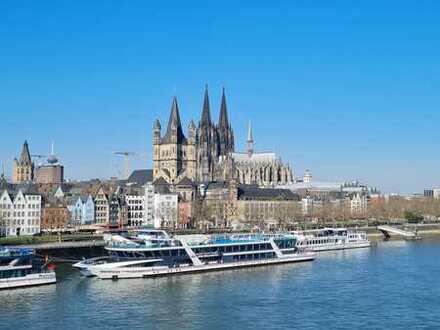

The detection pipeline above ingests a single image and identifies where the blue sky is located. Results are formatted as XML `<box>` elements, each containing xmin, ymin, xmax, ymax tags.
<box><xmin>1</xmin><ymin>1</ymin><xmax>439</xmax><ymax>193</ymax></box>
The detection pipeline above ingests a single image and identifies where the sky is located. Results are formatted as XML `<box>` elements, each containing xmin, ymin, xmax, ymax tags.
<box><xmin>1</xmin><ymin>1</ymin><xmax>440</xmax><ymax>193</ymax></box>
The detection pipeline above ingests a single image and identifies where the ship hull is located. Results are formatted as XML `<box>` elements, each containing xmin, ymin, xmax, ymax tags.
<box><xmin>90</xmin><ymin>253</ymin><xmax>316</xmax><ymax>280</ymax></box>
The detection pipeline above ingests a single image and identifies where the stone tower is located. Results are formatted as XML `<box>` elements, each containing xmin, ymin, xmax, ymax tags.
<box><xmin>217</xmin><ymin>88</ymin><xmax>235</xmax><ymax>157</ymax></box>
<box><xmin>196</xmin><ymin>86</ymin><xmax>219</xmax><ymax>182</ymax></box>
<box><xmin>153</xmin><ymin>97</ymin><xmax>196</xmax><ymax>183</ymax></box>
<box><xmin>12</xmin><ymin>140</ymin><xmax>34</xmax><ymax>183</ymax></box>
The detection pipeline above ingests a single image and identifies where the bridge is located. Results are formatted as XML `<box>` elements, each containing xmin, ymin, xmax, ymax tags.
<box><xmin>377</xmin><ymin>225</ymin><xmax>420</xmax><ymax>239</ymax></box>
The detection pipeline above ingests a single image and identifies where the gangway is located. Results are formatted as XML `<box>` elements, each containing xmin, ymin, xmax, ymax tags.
<box><xmin>180</xmin><ymin>240</ymin><xmax>203</xmax><ymax>266</ymax></box>
<box><xmin>377</xmin><ymin>225</ymin><xmax>421</xmax><ymax>240</ymax></box>
<box><xmin>269</xmin><ymin>238</ymin><xmax>284</xmax><ymax>258</ymax></box>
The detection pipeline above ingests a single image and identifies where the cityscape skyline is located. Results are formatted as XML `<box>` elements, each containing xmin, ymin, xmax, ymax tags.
<box><xmin>2</xmin><ymin>1</ymin><xmax>440</xmax><ymax>193</ymax></box>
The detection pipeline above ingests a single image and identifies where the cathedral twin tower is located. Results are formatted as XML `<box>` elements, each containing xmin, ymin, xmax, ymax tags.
<box><xmin>153</xmin><ymin>86</ymin><xmax>235</xmax><ymax>184</ymax></box>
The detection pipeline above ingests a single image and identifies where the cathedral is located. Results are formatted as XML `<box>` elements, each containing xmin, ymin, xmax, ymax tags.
<box><xmin>152</xmin><ymin>86</ymin><xmax>293</xmax><ymax>187</ymax></box>
<box><xmin>153</xmin><ymin>86</ymin><xmax>234</xmax><ymax>184</ymax></box>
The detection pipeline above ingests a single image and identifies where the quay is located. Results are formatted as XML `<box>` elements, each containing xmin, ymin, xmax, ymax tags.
<box><xmin>6</xmin><ymin>240</ymin><xmax>107</xmax><ymax>262</ymax></box>
<box><xmin>8</xmin><ymin>240</ymin><xmax>106</xmax><ymax>250</ymax></box>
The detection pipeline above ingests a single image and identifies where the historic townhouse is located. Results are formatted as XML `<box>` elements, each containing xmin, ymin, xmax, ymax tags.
<box><xmin>125</xmin><ymin>194</ymin><xmax>145</xmax><ymax>227</ymax></box>
<box><xmin>0</xmin><ymin>188</ymin><xmax>41</xmax><ymax>236</ymax></box>
<box><xmin>67</xmin><ymin>194</ymin><xmax>95</xmax><ymax>226</ymax></box>
<box><xmin>94</xmin><ymin>187</ymin><xmax>109</xmax><ymax>225</ymax></box>
<box><xmin>41</xmin><ymin>199</ymin><xmax>70</xmax><ymax>230</ymax></box>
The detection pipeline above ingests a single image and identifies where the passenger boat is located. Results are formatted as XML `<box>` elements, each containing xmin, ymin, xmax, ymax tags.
<box><xmin>293</xmin><ymin>228</ymin><xmax>371</xmax><ymax>252</ymax></box>
<box><xmin>0</xmin><ymin>247</ymin><xmax>56</xmax><ymax>289</ymax></box>
<box><xmin>74</xmin><ymin>230</ymin><xmax>316</xmax><ymax>280</ymax></box>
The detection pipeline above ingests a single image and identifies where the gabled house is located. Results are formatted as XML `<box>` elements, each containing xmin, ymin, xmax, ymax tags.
<box><xmin>67</xmin><ymin>196</ymin><xmax>84</xmax><ymax>226</ymax></box>
<box><xmin>82</xmin><ymin>195</ymin><xmax>95</xmax><ymax>225</ymax></box>
<box><xmin>94</xmin><ymin>186</ymin><xmax>109</xmax><ymax>226</ymax></box>
<box><xmin>0</xmin><ymin>188</ymin><xmax>41</xmax><ymax>237</ymax></box>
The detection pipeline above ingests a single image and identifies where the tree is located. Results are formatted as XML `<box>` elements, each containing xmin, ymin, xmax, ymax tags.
<box><xmin>404</xmin><ymin>210</ymin><xmax>423</xmax><ymax>223</ymax></box>
<box><xmin>0</xmin><ymin>214</ymin><xmax>5</xmax><ymax>237</ymax></box>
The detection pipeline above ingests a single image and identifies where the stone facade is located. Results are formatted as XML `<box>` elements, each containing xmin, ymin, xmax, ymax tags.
<box><xmin>231</xmin><ymin>122</ymin><xmax>293</xmax><ymax>186</ymax></box>
<box><xmin>41</xmin><ymin>200</ymin><xmax>70</xmax><ymax>230</ymax></box>
<box><xmin>153</xmin><ymin>97</ymin><xmax>197</xmax><ymax>184</ymax></box>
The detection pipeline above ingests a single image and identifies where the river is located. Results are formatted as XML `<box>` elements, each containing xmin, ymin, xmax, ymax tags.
<box><xmin>1</xmin><ymin>238</ymin><xmax>440</xmax><ymax>329</ymax></box>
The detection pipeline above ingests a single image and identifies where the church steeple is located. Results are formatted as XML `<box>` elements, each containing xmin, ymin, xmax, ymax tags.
<box><xmin>200</xmin><ymin>84</ymin><xmax>211</xmax><ymax>127</ymax></box>
<box><xmin>217</xmin><ymin>87</ymin><xmax>234</xmax><ymax>156</ymax></box>
<box><xmin>162</xmin><ymin>96</ymin><xmax>186</xmax><ymax>144</ymax></box>
<box><xmin>218</xmin><ymin>87</ymin><xmax>229</xmax><ymax>129</ymax></box>
<box><xmin>247</xmin><ymin>121</ymin><xmax>254</xmax><ymax>157</ymax></box>
<box><xmin>19</xmin><ymin>140</ymin><xmax>32</xmax><ymax>166</ymax></box>
<box><xmin>13</xmin><ymin>140</ymin><xmax>34</xmax><ymax>184</ymax></box>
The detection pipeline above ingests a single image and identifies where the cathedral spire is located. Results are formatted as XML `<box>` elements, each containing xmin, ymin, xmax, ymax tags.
<box><xmin>162</xmin><ymin>96</ymin><xmax>186</xmax><ymax>143</ymax></box>
<box><xmin>19</xmin><ymin>140</ymin><xmax>32</xmax><ymax>166</ymax></box>
<box><xmin>200</xmin><ymin>84</ymin><xmax>211</xmax><ymax>127</ymax></box>
<box><xmin>247</xmin><ymin>121</ymin><xmax>254</xmax><ymax>157</ymax></box>
<box><xmin>218</xmin><ymin>87</ymin><xmax>229</xmax><ymax>128</ymax></box>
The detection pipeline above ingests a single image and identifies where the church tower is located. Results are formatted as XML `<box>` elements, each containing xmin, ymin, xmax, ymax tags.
<box><xmin>217</xmin><ymin>88</ymin><xmax>235</xmax><ymax>156</ymax></box>
<box><xmin>153</xmin><ymin>97</ymin><xmax>196</xmax><ymax>183</ymax></box>
<box><xmin>12</xmin><ymin>140</ymin><xmax>34</xmax><ymax>183</ymax></box>
<box><xmin>196</xmin><ymin>86</ymin><xmax>219</xmax><ymax>182</ymax></box>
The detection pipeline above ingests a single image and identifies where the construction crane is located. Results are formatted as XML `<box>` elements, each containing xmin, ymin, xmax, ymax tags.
<box><xmin>31</xmin><ymin>154</ymin><xmax>46</xmax><ymax>166</ymax></box>
<box><xmin>113</xmin><ymin>151</ymin><xmax>136</xmax><ymax>180</ymax></box>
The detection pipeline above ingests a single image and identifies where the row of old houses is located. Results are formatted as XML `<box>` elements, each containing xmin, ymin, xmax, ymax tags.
<box><xmin>0</xmin><ymin>170</ymin><xmax>180</xmax><ymax>236</ymax></box>
<box><xmin>1</xmin><ymin>168</ymin><xmax>380</xmax><ymax>237</ymax></box>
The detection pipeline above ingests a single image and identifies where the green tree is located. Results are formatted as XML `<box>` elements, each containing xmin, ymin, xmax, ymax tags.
<box><xmin>404</xmin><ymin>210</ymin><xmax>423</xmax><ymax>223</ymax></box>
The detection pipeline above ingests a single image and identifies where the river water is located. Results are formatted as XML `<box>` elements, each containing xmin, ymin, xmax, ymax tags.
<box><xmin>1</xmin><ymin>238</ymin><xmax>440</xmax><ymax>330</ymax></box>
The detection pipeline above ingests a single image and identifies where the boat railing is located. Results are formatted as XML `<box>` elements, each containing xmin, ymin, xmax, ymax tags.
<box><xmin>208</xmin><ymin>233</ymin><xmax>294</xmax><ymax>244</ymax></box>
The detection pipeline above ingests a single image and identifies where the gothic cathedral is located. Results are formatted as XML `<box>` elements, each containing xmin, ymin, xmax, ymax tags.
<box><xmin>153</xmin><ymin>86</ymin><xmax>234</xmax><ymax>184</ymax></box>
<box><xmin>152</xmin><ymin>86</ymin><xmax>293</xmax><ymax>186</ymax></box>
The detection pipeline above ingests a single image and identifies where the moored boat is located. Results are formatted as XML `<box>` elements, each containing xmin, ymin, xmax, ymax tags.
<box><xmin>0</xmin><ymin>247</ymin><xmax>56</xmax><ymax>289</ymax></box>
<box><xmin>75</xmin><ymin>231</ymin><xmax>316</xmax><ymax>280</ymax></box>
<box><xmin>293</xmin><ymin>228</ymin><xmax>371</xmax><ymax>252</ymax></box>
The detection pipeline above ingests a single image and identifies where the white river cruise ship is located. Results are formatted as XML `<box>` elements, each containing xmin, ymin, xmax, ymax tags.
<box><xmin>74</xmin><ymin>230</ymin><xmax>316</xmax><ymax>280</ymax></box>
<box><xmin>293</xmin><ymin>228</ymin><xmax>371</xmax><ymax>252</ymax></box>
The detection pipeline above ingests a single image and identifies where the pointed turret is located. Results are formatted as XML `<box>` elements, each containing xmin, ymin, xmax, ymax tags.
<box><xmin>247</xmin><ymin>121</ymin><xmax>254</xmax><ymax>157</ymax></box>
<box><xmin>19</xmin><ymin>140</ymin><xmax>32</xmax><ymax>166</ymax></box>
<box><xmin>162</xmin><ymin>96</ymin><xmax>186</xmax><ymax>144</ymax></box>
<box><xmin>200</xmin><ymin>85</ymin><xmax>211</xmax><ymax>127</ymax></box>
<box><xmin>188</xmin><ymin>120</ymin><xmax>196</xmax><ymax>140</ymax></box>
<box><xmin>218</xmin><ymin>87</ymin><xmax>229</xmax><ymax>129</ymax></box>
<box><xmin>153</xmin><ymin>119</ymin><xmax>161</xmax><ymax>145</ymax></box>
